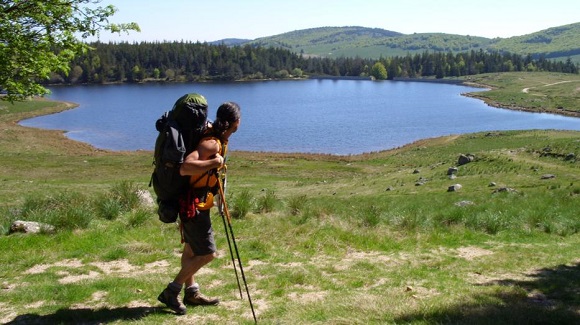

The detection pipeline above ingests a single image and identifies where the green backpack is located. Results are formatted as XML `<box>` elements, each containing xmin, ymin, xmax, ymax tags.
<box><xmin>150</xmin><ymin>93</ymin><xmax>209</xmax><ymax>223</ymax></box>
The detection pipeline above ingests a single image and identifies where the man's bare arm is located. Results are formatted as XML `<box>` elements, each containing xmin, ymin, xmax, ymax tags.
<box><xmin>179</xmin><ymin>139</ymin><xmax>224</xmax><ymax>176</ymax></box>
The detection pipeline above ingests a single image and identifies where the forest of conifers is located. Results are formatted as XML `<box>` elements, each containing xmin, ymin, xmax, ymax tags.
<box><xmin>47</xmin><ymin>42</ymin><xmax>579</xmax><ymax>84</ymax></box>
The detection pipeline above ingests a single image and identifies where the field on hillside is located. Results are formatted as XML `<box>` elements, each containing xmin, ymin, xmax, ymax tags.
<box><xmin>0</xmin><ymin>74</ymin><xmax>578</xmax><ymax>324</ymax></box>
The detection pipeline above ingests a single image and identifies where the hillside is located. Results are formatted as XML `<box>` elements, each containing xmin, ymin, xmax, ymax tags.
<box><xmin>236</xmin><ymin>23</ymin><xmax>580</xmax><ymax>62</ymax></box>
<box><xmin>489</xmin><ymin>22</ymin><xmax>580</xmax><ymax>61</ymax></box>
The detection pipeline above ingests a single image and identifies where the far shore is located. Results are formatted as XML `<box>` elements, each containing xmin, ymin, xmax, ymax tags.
<box><xmin>40</xmin><ymin>74</ymin><xmax>579</xmax><ymax>121</ymax></box>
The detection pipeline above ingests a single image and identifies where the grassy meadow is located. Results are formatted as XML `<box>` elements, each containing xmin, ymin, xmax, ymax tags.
<box><xmin>0</xmin><ymin>73</ymin><xmax>579</xmax><ymax>324</ymax></box>
<box><xmin>463</xmin><ymin>71</ymin><xmax>580</xmax><ymax>117</ymax></box>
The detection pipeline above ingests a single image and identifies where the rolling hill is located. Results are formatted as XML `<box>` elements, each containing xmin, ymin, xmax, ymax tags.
<box><xmin>218</xmin><ymin>23</ymin><xmax>580</xmax><ymax>63</ymax></box>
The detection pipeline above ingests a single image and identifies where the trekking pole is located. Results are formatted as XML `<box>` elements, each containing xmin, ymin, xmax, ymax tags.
<box><xmin>216</xmin><ymin>170</ymin><xmax>243</xmax><ymax>300</ymax></box>
<box><xmin>216</xmin><ymin>172</ymin><xmax>257</xmax><ymax>324</ymax></box>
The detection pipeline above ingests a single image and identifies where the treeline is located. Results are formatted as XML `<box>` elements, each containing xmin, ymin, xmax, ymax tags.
<box><xmin>379</xmin><ymin>51</ymin><xmax>579</xmax><ymax>79</ymax></box>
<box><xmin>47</xmin><ymin>41</ymin><xmax>579</xmax><ymax>84</ymax></box>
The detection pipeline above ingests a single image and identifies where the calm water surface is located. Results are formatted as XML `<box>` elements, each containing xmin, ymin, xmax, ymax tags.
<box><xmin>20</xmin><ymin>80</ymin><xmax>580</xmax><ymax>155</ymax></box>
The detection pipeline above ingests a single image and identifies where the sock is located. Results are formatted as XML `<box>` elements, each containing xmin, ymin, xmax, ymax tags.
<box><xmin>185</xmin><ymin>283</ymin><xmax>200</xmax><ymax>293</ymax></box>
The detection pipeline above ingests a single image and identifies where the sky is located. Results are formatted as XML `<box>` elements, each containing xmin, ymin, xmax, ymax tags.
<box><xmin>93</xmin><ymin>0</ymin><xmax>580</xmax><ymax>43</ymax></box>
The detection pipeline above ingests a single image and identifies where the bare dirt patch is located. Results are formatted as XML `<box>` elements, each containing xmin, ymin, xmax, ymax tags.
<box><xmin>59</xmin><ymin>271</ymin><xmax>101</xmax><ymax>284</ymax></box>
<box><xmin>22</xmin><ymin>258</ymin><xmax>173</xmax><ymax>285</ymax></box>
<box><xmin>467</xmin><ymin>270</ymin><xmax>536</xmax><ymax>285</ymax></box>
<box><xmin>405</xmin><ymin>285</ymin><xmax>441</xmax><ymax>299</ymax></box>
<box><xmin>0</xmin><ymin>302</ymin><xmax>17</xmax><ymax>325</ymax></box>
<box><xmin>91</xmin><ymin>260</ymin><xmax>136</xmax><ymax>274</ymax></box>
<box><xmin>332</xmin><ymin>249</ymin><xmax>398</xmax><ymax>271</ymax></box>
<box><xmin>288</xmin><ymin>290</ymin><xmax>328</xmax><ymax>303</ymax></box>
<box><xmin>456</xmin><ymin>246</ymin><xmax>493</xmax><ymax>260</ymax></box>
<box><xmin>24</xmin><ymin>258</ymin><xmax>84</xmax><ymax>274</ymax></box>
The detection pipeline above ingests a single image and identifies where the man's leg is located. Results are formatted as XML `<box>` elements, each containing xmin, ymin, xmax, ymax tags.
<box><xmin>177</xmin><ymin>244</ymin><xmax>220</xmax><ymax>306</ymax></box>
<box><xmin>158</xmin><ymin>244</ymin><xmax>216</xmax><ymax>314</ymax></box>
<box><xmin>176</xmin><ymin>243</ymin><xmax>215</xmax><ymax>285</ymax></box>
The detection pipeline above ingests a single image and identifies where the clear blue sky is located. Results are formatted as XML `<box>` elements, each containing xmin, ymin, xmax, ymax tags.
<box><xmin>94</xmin><ymin>0</ymin><xmax>580</xmax><ymax>42</ymax></box>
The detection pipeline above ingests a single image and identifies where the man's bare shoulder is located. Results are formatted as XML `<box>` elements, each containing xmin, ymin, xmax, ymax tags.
<box><xmin>197</xmin><ymin>138</ymin><xmax>220</xmax><ymax>159</ymax></box>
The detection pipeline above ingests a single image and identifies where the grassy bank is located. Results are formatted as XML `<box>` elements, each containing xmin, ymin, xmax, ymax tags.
<box><xmin>463</xmin><ymin>72</ymin><xmax>580</xmax><ymax>117</ymax></box>
<box><xmin>0</xmin><ymin>74</ymin><xmax>579</xmax><ymax>324</ymax></box>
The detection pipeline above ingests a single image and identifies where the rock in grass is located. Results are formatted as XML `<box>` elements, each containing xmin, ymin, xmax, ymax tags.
<box><xmin>447</xmin><ymin>184</ymin><xmax>462</xmax><ymax>192</ymax></box>
<box><xmin>492</xmin><ymin>187</ymin><xmax>517</xmax><ymax>194</ymax></box>
<box><xmin>457</xmin><ymin>154</ymin><xmax>475</xmax><ymax>166</ymax></box>
<box><xmin>137</xmin><ymin>189</ymin><xmax>155</xmax><ymax>207</ymax></box>
<box><xmin>455</xmin><ymin>200</ymin><xmax>475</xmax><ymax>207</ymax></box>
<box><xmin>10</xmin><ymin>220</ymin><xmax>55</xmax><ymax>234</ymax></box>
<box><xmin>541</xmin><ymin>174</ymin><xmax>556</xmax><ymax>180</ymax></box>
<box><xmin>415</xmin><ymin>177</ymin><xmax>428</xmax><ymax>186</ymax></box>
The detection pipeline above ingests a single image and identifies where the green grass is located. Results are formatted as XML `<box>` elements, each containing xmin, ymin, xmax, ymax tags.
<box><xmin>0</xmin><ymin>77</ymin><xmax>579</xmax><ymax>324</ymax></box>
<box><xmin>463</xmin><ymin>71</ymin><xmax>580</xmax><ymax>116</ymax></box>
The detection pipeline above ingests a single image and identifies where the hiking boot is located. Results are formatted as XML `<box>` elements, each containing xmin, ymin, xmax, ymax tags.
<box><xmin>183</xmin><ymin>290</ymin><xmax>220</xmax><ymax>306</ymax></box>
<box><xmin>158</xmin><ymin>287</ymin><xmax>187</xmax><ymax>315</ymax></box>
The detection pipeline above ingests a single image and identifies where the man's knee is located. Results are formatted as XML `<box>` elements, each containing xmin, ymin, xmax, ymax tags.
<box><xmin>201</xmin><ymin>252</ymin><xmax>216</xmax><ymax>263</ymax></box>
<box><xmin>188</xmin><ymin>252</ymin><xmax>215</xmax><ymax>264</ymax></box>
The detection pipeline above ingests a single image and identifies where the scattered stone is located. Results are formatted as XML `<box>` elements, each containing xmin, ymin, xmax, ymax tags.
<box><xmin>137</xmin><ymin>190</ymin><xmax>155</xmax><ymax>208</ymax></box>
<box><xmin>447</xmin><ymin>184</ymin><xmax>462</xmax><ymax>192</ymax></box>
<box><xmin>405</xmin><ymin>286</ymin><xmax>413</xmax><ymax>292</ymax></box>
<box><xmin>10</xmin><ymin>220</ymin><xmax>55</xmax><ymax>234</ymax></box>
<box><xmin>385</xmin><ymin>187</ymin><xmax>395</xmax><ymax>191</ymax></box>
<box><xmin>564</xmin><ymin>153</ymin><xmax>575</xmax><ymax>161</ymax></box>
<box><xmin>457</xmin><ymin>154</ymin><xmax>475</xmax><ymax>166</ymax></box>
<box><xmin>415</xmin><ymin>177</ymin><xmax>428</xmax><ymax>186</ymax></box>
<box><xmin>541</xmin><ymin>174</ymin><xmax>556</xmax><ymax>180</ymax></box>
<box><xmin>488</xmin><ymin>182</ymin><xmax>497</xmax><ymax>187</ymax></box>
<box><xmin>455</xmin><ymin>200</ymin><xmax>474</xmax><ymax>207</ymax></box>
<box><xmin>413</xmin><ymin>169</ymin><xmax>420</xmax><ymax>174</ymax></box>
<box><xmin>528</xmin><ymin>291</ymin><xmax>556</xmax><ymax>307</ymax></box>
<box><xmin>492</xmin><ymin>187</ymin><xmax>517</xmax><ymax>194</ymax></box>
<box><xmin>449</xmin><ymin>174</ymin><xmax>457</xmax><ymax>180</ymax></box>
<box><xmin>447</xmin><ymin>167</ymin><xmax>458</xmax><ymax>175</ymax></box>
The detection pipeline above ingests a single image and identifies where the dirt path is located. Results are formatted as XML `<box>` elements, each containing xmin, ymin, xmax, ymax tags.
<box><xmin>521</xmin><ymin>80</ymin><xmax>577</xmax><ymax>93</ymax></box>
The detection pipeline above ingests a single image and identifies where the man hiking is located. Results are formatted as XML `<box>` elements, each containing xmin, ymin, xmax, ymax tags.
<box><xmin>158</xmin><ymin>101</ymin><xmax>241</xmax><ymax>315</ymax></box>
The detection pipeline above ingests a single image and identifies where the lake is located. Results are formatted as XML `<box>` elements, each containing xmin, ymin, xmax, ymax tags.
<box><xmin>20</xmin><ymin>79</ymin><xmax>580</xmax><ymax>155</ymax></box>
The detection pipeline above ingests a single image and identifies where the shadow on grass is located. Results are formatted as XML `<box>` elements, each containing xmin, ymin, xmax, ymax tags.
<box><xmin>395</xmin><ymin>262</ymin><xmax>579</xmax><ymax>325</ymax></box>
<box><xmin>5</xmin><ymin>306</ymin><xmax>173</xmax><ymax>324</ymax></box>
